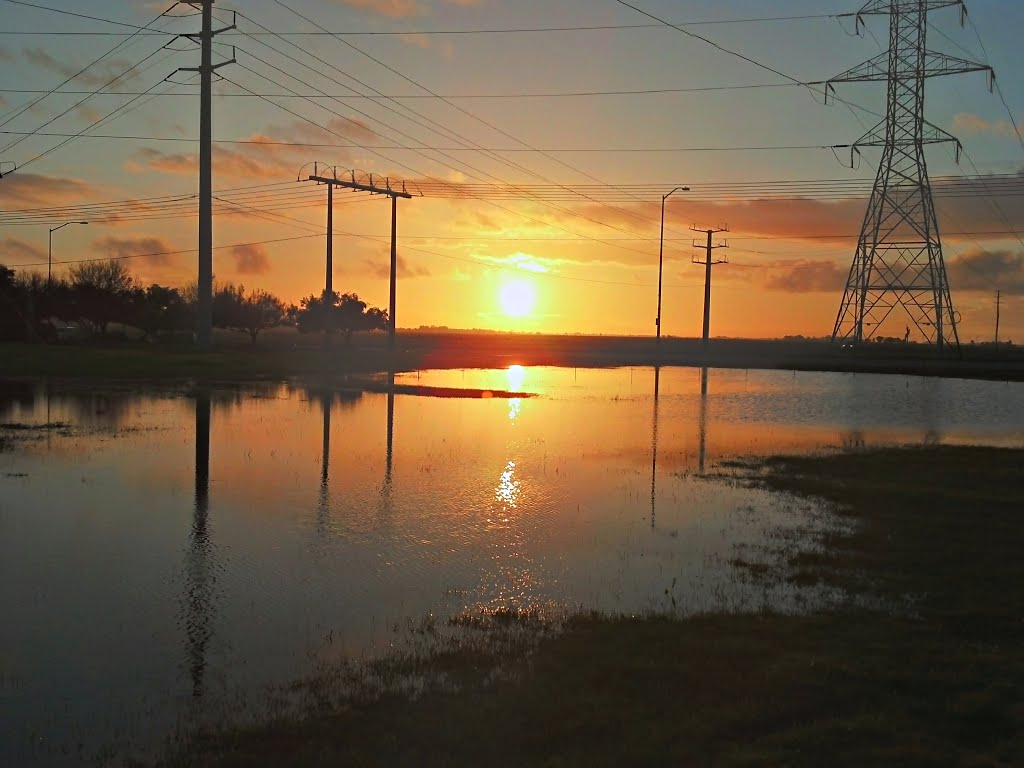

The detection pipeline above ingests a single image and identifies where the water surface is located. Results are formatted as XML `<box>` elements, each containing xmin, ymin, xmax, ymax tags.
<box><xmin>1</xmin><ymin>366</ymin><xmax>1021</xmax><ymax>765</ymax></box>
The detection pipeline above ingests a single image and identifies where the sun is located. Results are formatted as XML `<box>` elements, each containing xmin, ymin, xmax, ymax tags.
<box><xmin>498</xmin><ymin>279</ymin><xmax>536</xmax><ymax>317</ymax></box>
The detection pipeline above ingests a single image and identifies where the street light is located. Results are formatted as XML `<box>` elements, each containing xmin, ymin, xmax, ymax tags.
<box><xmin>656</xmin><ymin>187</ymin><xmax>689</xmax><ymax>343</ymax></box>
<box><xmin>48</xmin><ymin>221</ymin><xmax>88</xmax><ymax>285</ymax></box>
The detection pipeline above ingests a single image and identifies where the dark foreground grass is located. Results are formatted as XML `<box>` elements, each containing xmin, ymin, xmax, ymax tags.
<box><xmin>6</xmin><ymin>334</ymin><xmax>1024</xmax><ymax>382</ymax></box>
<box><xmin>157</xmin><ymin>446</ymin><xmax>1024</xmax><ymax>767</ymax></box>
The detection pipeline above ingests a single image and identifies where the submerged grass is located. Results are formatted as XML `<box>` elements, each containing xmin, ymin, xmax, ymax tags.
<box><xmin>154</xmin><ymin>445</ymin><xmax>1024</xmax><ymax>767</ymax></box>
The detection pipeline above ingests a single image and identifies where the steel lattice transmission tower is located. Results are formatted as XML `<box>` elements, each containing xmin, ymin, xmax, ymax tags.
<box><xmin>828</xmin><ymin>0</ymin><xmax>992</xmax><ymax>351</ymax></box>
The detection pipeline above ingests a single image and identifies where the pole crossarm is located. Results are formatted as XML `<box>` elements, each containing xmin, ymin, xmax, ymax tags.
<box><xmin>304</xmin><ymin>164</ymin><xmax>415</xmax><ymax>199</ymax></box>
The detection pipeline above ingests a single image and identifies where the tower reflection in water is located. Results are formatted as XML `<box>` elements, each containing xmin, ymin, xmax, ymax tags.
<box><xmin>650</xmin><ymin>367</ymin><xmax>711</xmax><ymax>528</ymax></box>
<box><xmin>187</xmin><ymin>393</ymin><xmax>213</xmax><ymax>699</ymax></box>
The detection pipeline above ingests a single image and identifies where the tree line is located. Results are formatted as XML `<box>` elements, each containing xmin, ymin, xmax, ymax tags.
<box><xmin>0</xmin><ymin>259</ymin><xmax>388</xmax><ymax>344</ymax></box>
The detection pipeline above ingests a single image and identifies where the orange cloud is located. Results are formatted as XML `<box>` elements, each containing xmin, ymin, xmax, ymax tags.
<box><xmin>128</xmin><ymin>145</ymin><xmax>297</xmax><ymax>181</ymax></box>
<box><xmin>947</xmin><ymin>248</ymin><xmax>1024</xmax><ymax>292</ymax></box>
<box><xmin>0</xmin><ymin>237</ymin><xmax>45</xmax><ymax>264</ymax></box>
<box><xmin>340</xmin><ymin>0</ymin><xmax>423</xmax><ymax>18</ymax></box>
<box><xmin>232</xmin><ymin>243</ymin><xmax>272</xmax><ymax>275</ymax></box>
<box><xmin>952</xmin><ymin>113</ymin><xmax>1019</xmax><ymax>140</ymax></box>
<box><xmin>763</xmin><ymin>259</ymin><xmax>848</xmax><ymax>293</ymax></box>
<box><xmin>359</xmin><ymin>252</ymin><xmax>431</xmax><ymax>279</ymax></box>
<box><xmin>92</xmin><ymin>236</ymin><xmax>175</xmax><ymax>266</ymax></box>
<box><xmin>0</xmin><ymin>172</ymin><xmax>98</xmax><ymax>208</ymax></box>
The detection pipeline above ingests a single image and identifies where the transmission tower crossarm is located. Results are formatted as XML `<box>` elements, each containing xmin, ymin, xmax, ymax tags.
<box><xmin>855</xmin><ymin>0</ymin><xmax>962</xmax><ymax>15</ymax></box>
<box><xmin>829</xmin><ymin>49</ymin><xmax>989</xmax><ymax>88</ymax></box>
<box><xmin>923</xmin><ymin>51</ymin><xmax>993</xmax><ymax>82</ymax></box>
<box><xmin>829</xmin><ymin>51</ymin><xmax>890</xmax><ymax>84</ymax></box>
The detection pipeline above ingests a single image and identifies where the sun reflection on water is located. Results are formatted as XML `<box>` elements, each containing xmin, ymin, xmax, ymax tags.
<box><xmin>494</xmin><ymin>460</ymin><xmax>520</xmax><ymax>513</ymax></box>
<box><xmin>506</xmin><ymin>364</ymin><xmax>525</xmax><ymax>392</ymax></box>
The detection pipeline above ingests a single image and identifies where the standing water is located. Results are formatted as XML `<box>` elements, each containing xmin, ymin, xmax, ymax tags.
<box><xmin>1</xmin><ymin>366</ymin><xmax>1022</xmax><ymax>765</ymax></box>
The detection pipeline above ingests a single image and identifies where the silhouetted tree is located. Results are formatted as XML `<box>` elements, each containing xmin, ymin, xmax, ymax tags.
<box><xmin>213</xmin><ymin>283</ymin><xmax>286</xmax><ymax>343</ymax></box>
<box><xmin>128</xmin><ymin>284</ymin><xmax>191</xmax><ymax>341</ymax></box>
<box><xmin>68</xmin><ymin>259</ymin><xmax>134</xmax><ymax>336</ymax></box>
<box><xmin>296</xmin><ymin>290</ymin><xmax>388</xmax><ymax>344</ymax></box>
<box><xmin>0</xmin><ymin>264</ymin><xmax>27</xmax><ymax>340</ymax></box>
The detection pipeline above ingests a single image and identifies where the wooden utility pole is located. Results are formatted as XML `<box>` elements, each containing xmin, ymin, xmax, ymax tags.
<box><xmin>180</xmin><ymin>2</ymin><xmax>234</xmax><ymax>350</ymax></box>
<box><xmin>691</xmin><ymin>226</ymin><xmax>728</xmax><ymax>344</ymax></box>
<box><xmin>996</xmin><ymin>290</ymin><xmax>1002</xmax><ymax>344</ymax></box>
<box><xmin>306</xmin><ymin>167</ymin><xmax>413</xmax><ymax>346</ymax></box>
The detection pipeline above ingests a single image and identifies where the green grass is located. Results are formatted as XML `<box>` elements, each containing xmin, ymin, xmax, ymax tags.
<box><xmin>152</xmin><ymin>445</ymin><xmax>1024</xmax><ymax>768</ymax></box>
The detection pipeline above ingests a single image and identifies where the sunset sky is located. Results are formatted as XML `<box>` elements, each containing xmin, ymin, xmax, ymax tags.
<box><xmin>1</xmin><ymin>0</ymin><xmax>1023</xmax><ymax>341</ymax></box>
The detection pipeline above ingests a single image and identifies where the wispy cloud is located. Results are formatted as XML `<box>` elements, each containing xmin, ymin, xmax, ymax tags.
<box><xmin>0</xmin><ymin>172</ymin><xmax>98</xmax><ymax>207</ymax></box>
<box><xmin>952</xmin><ymin>113</ymin><xmax>1021</xmax><ymax>140</ymax></box>
<box><xmin>948</xmin><ymin>248</ymin><xmax>1024</xmax><ymax>292</ymax></box>
<box><xmin>232</xmin><ymin>243</ymin><xmax>272</xmax><ymax>275</ymax></box>
<box><xmin>763</xmin><ymin>259</ymin><xmax>848</xmax><ymax>293</ymax></box>
<box><xmin>339</xmin><ymin>0</ymin><xmax>423</xmax><ymax>18</ymax></box>
<box><xmin>0</xmin><ymin>237</ymin><xmax>46</xmax><ymax>264</ymax></box>
<box><xmin>93</xmin><ymin>235</ymin><xmax>175</xmax><ymax>266</ymax></box>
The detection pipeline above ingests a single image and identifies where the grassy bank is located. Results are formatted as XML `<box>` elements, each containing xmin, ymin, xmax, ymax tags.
<box><xmin>154</xmin><ymin>446</ymin><xmax>1024</xmax><ymax>767</ymax></box>
<box><xmin>4</xmin><ymin>333</ymin><xmax>1024</xmax><ymax>382</ymax></box>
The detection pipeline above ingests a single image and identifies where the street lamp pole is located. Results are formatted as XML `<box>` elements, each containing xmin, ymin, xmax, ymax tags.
<box><xmin>48</xmin><ymin>221</ymin><xmax>88</xmax><ymax>285</ymax></box>
<box><xmin>656</xmin><ymin>187</ymin><xmax>689</xmax><ymax>343</ymax></box>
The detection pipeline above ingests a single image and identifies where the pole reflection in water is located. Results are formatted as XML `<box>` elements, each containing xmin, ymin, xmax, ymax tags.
<box><xmin>698</xmin><ymin>367</ymin><xmax>709</xmax><ymax>475</ymax></box>
<box><xmin>650</xmin><ymin>366</ymin><xmax>661</xmax><ymax>528</ymax></box>
<box><xmin>386</xmin><ymin>372</ymin><xmax>395</xmax><ymax>484</ymax></box>
<box><xmin>187</xmin><ymin>393</ymin><xmax>214</xmax><ymax>699</ymax></box>
<box><xmin>318</xmin><ymin>391</ymin><xmax>331</xmax><ymax>536</ymax></box>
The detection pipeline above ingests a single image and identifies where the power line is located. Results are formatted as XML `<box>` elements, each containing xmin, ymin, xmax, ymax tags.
<box><xmin>258</xmin><ymin>1</ymin><xmax>698</xmax><ymax>238</ymax></box>
<box><xmin>0</xmin><ymin>82</ymin><xmax>805</xmax><ymax>99</ymax></box>
<box><xmin>5</xmin><ymin>233</ymin><xmax>323</xmax><ymax>269</ymax></box>
<box><xmin>0</xmin><ymin>3</ymin><xmax>174</xmax><ymax>138</ymax></box>
<box><xmin>0</xmin><ymin>0</ymin><xmax>177</xmax><ymax>31</ymax></box>
<box><xmin>0</xmin><ymin>129</ymin><xmax>830</xmax><ymax>154</ymax></box>
<box><xmin>0</xmin><ymin>10</ymin><xmax>840</xmax><ymax>36</ymax></box>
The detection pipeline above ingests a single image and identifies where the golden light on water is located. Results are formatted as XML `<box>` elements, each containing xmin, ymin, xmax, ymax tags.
<box><xmin>495</xmin><ymin>460</ymin><xmax>520</xmax><ymax>510</ymax></box>
<box><xmin>506</xmin><ymin>364</ymin><xmax>526</xmax><ymax>392</ymax></box>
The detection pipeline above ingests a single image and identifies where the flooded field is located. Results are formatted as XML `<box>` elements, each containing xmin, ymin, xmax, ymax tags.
<box><xmin>1</xmin><ymin>366</ymin><xmax>1022</xmax><ymax>765</ymax></box>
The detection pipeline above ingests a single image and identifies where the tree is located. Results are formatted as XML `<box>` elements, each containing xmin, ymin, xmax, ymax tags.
<box><xmin>128</xmin><ymin>284</ymin><xmax>191</xmax><ymax>341</ymax></box>
<box><xmin>212</xmin><ymin>283</ymin><xmax>285</xmax><ymax>343</ymax></box>
<box><xmin>67</xmin><ymin>259</ymin><xmax>134</xmax><ymax>336</ymax></box>
<box><xmin>0</xmin><ymin>264</ymin><xmax>27</xmax><ymax>341</ymax></box>
<box><xmin>296</xmin><ymin>290</ymin><xmax>388</xmax><ymax>344</ymax></box>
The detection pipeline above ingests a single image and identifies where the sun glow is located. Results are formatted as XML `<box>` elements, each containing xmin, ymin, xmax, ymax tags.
<box><xmin>498</xmin><ymin>279</ymin><xmax>536</xmax><ymax>317</ymax></box>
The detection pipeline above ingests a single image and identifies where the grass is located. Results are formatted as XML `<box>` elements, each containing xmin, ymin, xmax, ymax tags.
<box><xmin>5</xmin><ymin>332</ymin><xmax>1024</xmax><ymax>382</ymax></box>
<box><xmin>151</xmin><ymin>445</ymin><xmax>1024</xmax><ymax>768</ymax></box>
<box><xmin>0</xmin><ymin>339</ymin><xmax>393</xmax><ymax>380</ymax></box>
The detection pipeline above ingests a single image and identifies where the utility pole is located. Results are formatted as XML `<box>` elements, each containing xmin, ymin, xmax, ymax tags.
<box><xmin>304</xmin><ymin>166</ymin><xmax>414</xmax><ymax>346</ymax></box>
<box><xmin>326</xmin><ymin>182</ymin><xmax>333</xmax><ymax>296</ymax></box>
<box><xmin>995</xmin><ymin>290</ymin><xmax>1002</xmax><ymax>344</ymax></box>
<box><xmin>179</xmin><ymin>2</ymin><xmax>235</xmax><ymax>351</ymax></box>
<box><xmin>691</xmin><ymin>226</ymin><xmax>728</xmax><ymax>344</ymax></box>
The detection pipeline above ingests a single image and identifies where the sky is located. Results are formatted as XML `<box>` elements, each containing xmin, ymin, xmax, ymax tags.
<box><xmin>1</xmin><ymin>0</ymin><xmax>1023</xmax><ymax>341</ymax></box>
